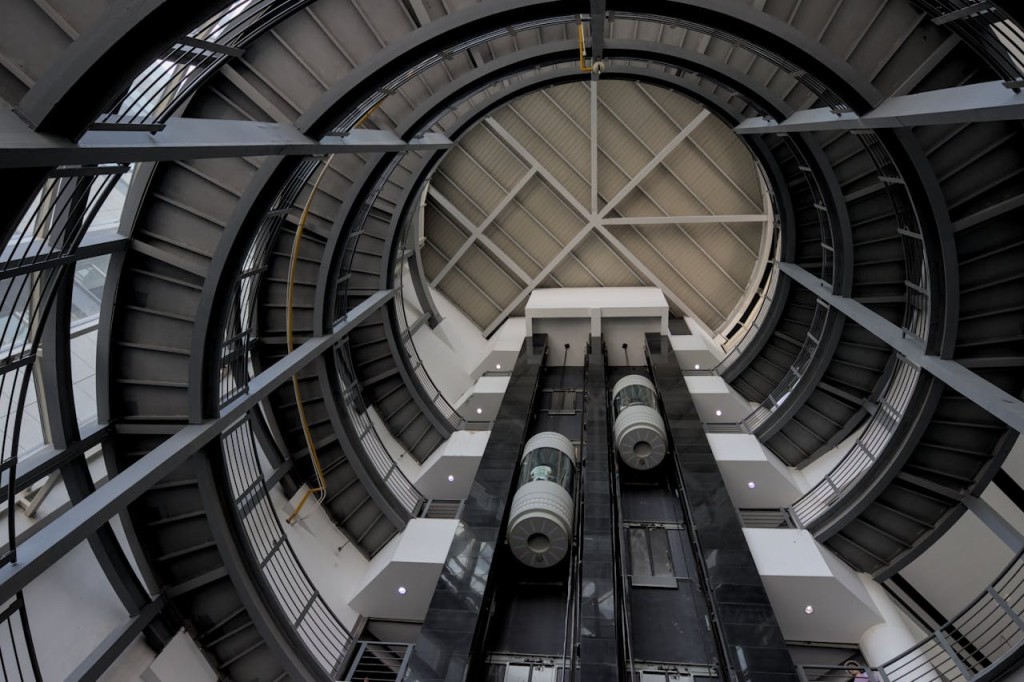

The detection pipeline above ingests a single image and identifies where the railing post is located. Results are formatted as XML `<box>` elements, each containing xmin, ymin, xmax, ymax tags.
<box><xmin>795</xmin><ymin>664</ymin><xmax>810</xmax><ymax>682</ymax></box>
<box><xmin>343</xmin><ymin>641</ymin><xmax>368</xmax><ymax>681</ymax></box>
<box><xmin>987</xmin><ymin>585</ymin><xmax>1024</xmax><ymax>630</ymax></box>
<box><xmin>397</xmin><ymin>643</ymin><xmax>414</xmax><ymax>679</ymax></box>
<box><xmin>934</xmin><ymin>629</ymin><xmax>974</xmax><ymax>679</ymax></box>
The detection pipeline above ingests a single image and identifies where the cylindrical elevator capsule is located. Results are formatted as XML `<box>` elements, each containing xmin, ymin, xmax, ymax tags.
<box><xmin>611</xmin><ymin>374</ymin><xmax>667</xmax><ymax>469</ymax></box>
<box><xmin>506</xmin><ymin>432</ymin><xmax>577</xmax><ymax>568</ymax></box>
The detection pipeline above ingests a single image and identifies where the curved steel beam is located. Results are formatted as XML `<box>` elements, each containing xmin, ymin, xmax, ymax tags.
<box><xmin>297</xmin><ymin>0</ymin><xmax>881</xmax><ymax>137</ymax></box>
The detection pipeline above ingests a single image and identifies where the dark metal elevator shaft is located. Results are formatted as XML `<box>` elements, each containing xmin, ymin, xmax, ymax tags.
<box><xmin>407</xmin><ymin>333</ymin><xmax>796</xmax><ymax>682</ymax></box>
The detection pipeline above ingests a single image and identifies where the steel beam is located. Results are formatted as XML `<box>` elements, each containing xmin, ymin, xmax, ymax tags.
<box><xmin>427</xmin><ymin>185</ymin><xmax>533</xmax><ymax>285</ymax></box>
<box><xmin>0</xmin><ymin>289</ymin><xmax>393</xmax><ymax>605</ymax></box>
<box><xmin>599</xmin><ymin>109</ymin><xmax>710</xmax><ymax>218</ymax></box>
<box><xmin>602</xmin><ymin>214</ymin><xmax>768</xmax><ymax>225</ymax></box>
<box><xmin>0</xmin><ymin>112</ymin><xmax>452</xmax><ymax>168</ymax></box>
<box><xmin>589</xmin><ymin>0</ymin><xmax>606</xmax><ymax>62</ymax></box>
<box><xmin>65</xmin><ymin>597</ymin><xmax>167</xmax><ymax>682</ymax></box>
<box><xmin>736</xmin><ymin>81</ymin><xmax>1024</xmax><ymax>134</ymax></box>
<box><xmin>781</xmin><ymin>262</ymin><xmax>1024</xmax><ymax>434</ymax></box>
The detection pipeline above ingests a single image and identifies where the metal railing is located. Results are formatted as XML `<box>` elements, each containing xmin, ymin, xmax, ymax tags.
<box><xmin>717</xmin><ymin>221</ymin><xmax>782</xmax><ymax>373</ymax></box>
<box><xmin>343</xmin><ymin>641</ymin><xmax>414</xmax><ymax>681</ymax></box>
<box><xmin>222</xmin><ymin>416</ymin><xmax>353</xmax><ymax>678</ymax></box>
<box><xmin>334</xmin><ymin>372</ymin><xmax>424</xmax><ymax>517</ymax></box>
<box><xmin>96</xmin><ymin>0</ymin><xmax>313</xmax><ymax>128</ymax></box>
<box><xmin>739</xmin><ymin>508</ymin><xmax>797</xmax><ymax>529</ymax></box>
<box><xmin>855</xmin><ymin>132</ymin><xmax>930</xmax><ymax>341</ymax></box>
<box><xmin>911</xmin><ymin>1</ymin><xmax>1024</xmax><ymax>83</ymax></box>
<box><xmin>393</xmin><ymin>250</ymin><xmax>464</xmax><ymax>433</ymax></box>
<box><xmin>879</xmin><ymin>549</ymin><xmax>1024</xmax><ymax>681</ymax></box>
<box><xmin>0</xmin><ymin>594</ymin><xmax>41</xmax><ymax>681</ymax></box>
<box><xmin>743</xmin><ymin>299</ymin><xmax>831</xmax><ymax>433</ymax></box>
<box><xmin>791</xmin><ymin>356</ymin><xmax>921</xmax><ymax>527</ymax></box>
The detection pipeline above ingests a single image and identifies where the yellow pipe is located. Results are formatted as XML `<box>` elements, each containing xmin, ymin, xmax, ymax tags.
<box><xmin>285</xmin><ymin>157</ymin><xmax>333</xmax><ymax>523</ymax></box>
<box><xmin>578</xmin><ymin>22</ymin><xmax>593</xmax><ymax>73</ymax></box>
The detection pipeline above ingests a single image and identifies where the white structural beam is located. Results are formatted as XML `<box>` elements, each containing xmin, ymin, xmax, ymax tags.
<box><xmin>592</xmin><ymin>223</ymin><xmax>713</xmax><ymax>330</ymax></box>
<box><xmin>484</xmin><ymin>117</ymin><xmax>591</xmax><ymax>219</ymax></box>
<box><xmin>735</xmin><ymin>80</ymin><xmax>1024</xmax><ymax>134</ymax></box>
<box><xmin>781</xmin><ymin>262</ymin><xmax>1024</xmax><ymax>435</ymax></box>
<box><xmin>603</xmin><ymin>214</ymin><xmax>768</xmax><ymax>225</ymax></box>
<box><xmin>599</xmin><ymin>109</ymin><xmax>710</xmax><ymax>218</ymax></box>
<box><xmin>427</xmin><ymin>184</ymin><xmax>533</xmax><ymax>286</ymax></box>
<box><xmin>482</xmin><ymin>223</ymin><xmax>597</xmax><ymax>337</ymax></box>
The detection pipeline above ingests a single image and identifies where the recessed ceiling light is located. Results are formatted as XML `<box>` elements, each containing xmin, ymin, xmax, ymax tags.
<box><xmin>496</xmin><ymin>363</ymin><xmax>501</xmax><ymax>370</ymax></box>
<box><xmin>715</xmin><ymin>409</ymin><xmax>723</xmax><ymax>416</ymax></box>
<box><xmin>804</xmin><ymin>605</ymin><xmax>814</xmax><ymax>614</ymax></box>
<box><xmin>476</xmin><ymin>407</ymin><xmax>483</xmax><ymax>414</ymax></box>
<box><xmin>447</xmin><ymin>475</ymin><xmax>455</xmax><ymax>482</ymax></box>
<box><xmin>747</xmin><ymin>481</ymin><xmax>756</xmax><ymax>489</ymax></box>
<box><xmin>398</xmin><ymin>586</ymin><xmax>407</xmax><ymax>595</ymax></box>
<box><xmin>694</xmin><ymin>364</ymin><xmax>701</xmax><ymax>370</ymax></box>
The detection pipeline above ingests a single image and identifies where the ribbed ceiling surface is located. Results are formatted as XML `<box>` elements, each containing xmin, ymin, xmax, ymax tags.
<box><xmin>420</xmin><ymin>79</ymin><xmax>770</xmax><ymax>335</ymax></box>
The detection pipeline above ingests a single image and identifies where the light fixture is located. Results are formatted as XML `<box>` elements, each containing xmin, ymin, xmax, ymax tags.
<box><xmin>747</xmin><ymin>481</ymin><xmax>756</xmax><ymax>489</ymax></box>
<box><xmin>447</xmin><ymin>474</ymin><xmax>455</xmax><ymax>482</ymax></box>
<box><xmin>715</xmin><ymin>409</ymin><xmax>723</xmax><ymax>416</ymax></box>
<box><xmin>694</xmin><ymin>364</ymin><xmax>701</xmax><ymax>370</ymax></box>
<box><xmin>476</xmin><ymin>407</ymin><xmax>483</xmax><ymax>414</ymax></box>
<box><xmin>496</xmin><ymin>363</ymin><xmax>501</xmax><ymax>370</ymax></box>
<box><xmin>804</xmin><ymin>605</ymin><xmax>814</xmax><ymax>615</ymax></box>
<box><xmin>398</xmin><ymin>586</ymin><xmax>407</xmax><ymax>595</ymax></box>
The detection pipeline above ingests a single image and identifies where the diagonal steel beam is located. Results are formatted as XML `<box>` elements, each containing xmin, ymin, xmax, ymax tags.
<box><xmin>484</xmin><ymin>117</ymin><xmax>591</xmax><ymax>219</ymax></box>
<box><xmin>735</xmin><ymin>80</ymin><xmax>1024</xmax><ymax>134</ymax></box>
<box><xmin>603</xmin><ymin>214</ymin><xmax>769</xmax><ymax>225</ymax></box>
<box><xmin>427</xmin><ymin>186</ymin><xmax>533</xmax><ymax>285</ymax></box>
<box><xmin>593</xmin><ymin>223</ymin><xmax>716</xmax><ymax>335</ymax></box>
<box><xmin>590</xmin><ymin>78</ymin><xmax>600</xmax><ymax>215</ymax></box>
<box><xmin>483</xmin><ymin>223</ymin><xmax>597</xmax><ymax>337</ymax></box>
<box><xmin>598</xmin><ymin>109</ymin><xmax>710</xmax><ymax>218</ymax></box>
<box><xmin>0</xmin><ymin>289</ymin><xmax>393</xmax><ymax>605</ymax></box>
<box><xmin>0</xmin><ymin>111</ymin><xmax>452</xmax><ymax>168</ymax></box>
<box><xmin>781</xmin><ymin>262</ymin><xmax>1024</xmax><ymax>434</ymax></box>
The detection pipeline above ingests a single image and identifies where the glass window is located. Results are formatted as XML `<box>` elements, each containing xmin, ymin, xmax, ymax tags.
<box><xmin>628</xmin><ymin>526</ymin><xmax>676</xmax><ymax>588</ymax></box>
<box><xmin>613</xmin><ymin>384</ymin><xmax>657</xmax><ymax>417</ymax></box>
<box><xmin>518</xmin><ymin>446</ymin><xmax>574</xmax><ymax>491</ymax></box>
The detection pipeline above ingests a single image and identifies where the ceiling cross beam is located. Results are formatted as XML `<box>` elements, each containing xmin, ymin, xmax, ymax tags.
<box><xmin>598</xmin><ymin>108</ymin><xmax>710</xmax><ymax>219</ymax></box>
<box><xmin>427</xmin><ymin>184</ymin><xmax>534</xmax><ymax>285</ymax></box>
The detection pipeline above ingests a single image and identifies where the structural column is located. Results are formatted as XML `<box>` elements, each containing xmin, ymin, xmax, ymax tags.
<box><xmin>646</xmin><ymin>333</ymin><xmax>797</xmax><ymax>681</ymax></box>
<box><xmin>578</xmin><ymin>337</ymin><xmax>619</xmax><ymax>681</ymax></box>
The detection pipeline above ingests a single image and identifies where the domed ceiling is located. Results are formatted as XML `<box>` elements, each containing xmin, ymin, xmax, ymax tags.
<box><xmin>420</xmin><ymin>79</ymin><xmax>772</xmax><ymax>336</ymax></box>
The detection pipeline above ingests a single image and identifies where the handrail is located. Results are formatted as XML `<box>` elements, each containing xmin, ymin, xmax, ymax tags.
<box><xmin>910</xmin><ymin>1</ymin><xmax>1024</xmax><ymax>83</ymax></box>
<box><xmin>790</xmin><ymin>355</ymin><xmax>921</xmax><ymax>527</ymax></box>
<box><xmin>392</xmin><ymin>249</ymin><xmax>464</xmax><ymax>433</ymax></box>
<box><xmin>95</xmin><ymin>0</ymin><xmax>315</xmax><ymax>129</ymax></box>
<box><xmin>878</xmin><ymin>548</ymin><xmax>1024</xmax><ymax>681</ymax></box>
<box><xmin>716</xmin><ymin>220</ymin><xmax>782</xmax><ymax>373</ymax></box>
<box><xmin>742</xmin><ymin>299</ymin><xmax>831</xmax><ymax>432</ymax></box>
<box><xmin>221</xmin><ymin>416</ymin><xmax>353</xmax><ymax>677</ymax></box>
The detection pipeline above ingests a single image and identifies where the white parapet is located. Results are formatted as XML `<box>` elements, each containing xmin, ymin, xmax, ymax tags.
<box><xmin>348</xmin><ymin>518</ymin><xmax>460</xmax><ymax>621</ymax></box>
<box><xmin>706</xmin><ymin>432</ymin><xmax>804</xmax><ymax>507</ymax></box>
<box><xmin>743</xmin><ymin>527</ymin><xmax>884</xmax><ymax>644</ymax></box>
<box><xmin>412</xmin><ymin>429</ymin><xmax>489</xmax><ymax>499</ymax></box>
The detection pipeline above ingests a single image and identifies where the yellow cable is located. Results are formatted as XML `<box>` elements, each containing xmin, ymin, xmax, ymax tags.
<box><xmin>286</xmin><ymin>156</ymin><xmax>333</xmax><ymax>523</ymax></box>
